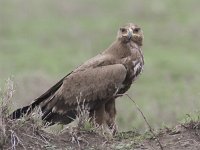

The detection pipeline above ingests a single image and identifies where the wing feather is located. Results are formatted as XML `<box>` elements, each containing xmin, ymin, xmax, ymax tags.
<box><xmin>10</xmin><ymin>54</ymin><xmax>117</xmax><ymax>119</ymax></box>
<box><xmin>42</xmin><ymin>64</ymin><xmax>127</xmax><ymax>117</ymax></box>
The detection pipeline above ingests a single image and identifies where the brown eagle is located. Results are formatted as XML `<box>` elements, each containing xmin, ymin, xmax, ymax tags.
<box><xmin>11</xmin><ymin>23</ymin><xmax>144</xmax><ymax>131</ymax></box>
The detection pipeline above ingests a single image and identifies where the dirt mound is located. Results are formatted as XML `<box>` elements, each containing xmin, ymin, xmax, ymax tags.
<box><xmin>1</xmin><ymin>118</ymin><xmax>200</xmax><ymax>150</ymax></box>
<box><xmin>1</xmin><ymin>119</ymin><xmax>110</xmax><ymax>149</ymax></box>
<box><xmin>137</xmin><ymin>121</ymin><xmax>200</xmax><ymax>150</ymax></box>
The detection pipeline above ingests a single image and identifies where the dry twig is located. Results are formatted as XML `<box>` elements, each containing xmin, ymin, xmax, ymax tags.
<box><xmin>10</xmin><ymin>130</ymin><xmax>26</xmax><ymax>150</ymax></box>
<box><xmin>119</xmin><ymin>93</ymin><xmax>163</xmax><ymax>150</ymax></box>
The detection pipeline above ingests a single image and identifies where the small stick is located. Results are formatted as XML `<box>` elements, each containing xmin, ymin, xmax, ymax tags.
<box><xmin>119</xmin><ymin>93</ymin><xmax>163</xmax><ymax>150</ymax></box>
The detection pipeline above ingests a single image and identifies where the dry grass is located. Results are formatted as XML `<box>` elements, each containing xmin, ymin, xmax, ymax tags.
<box><xmin>0</xmin><ymin>79</ymin><xmax>114</xmax><ymax>149</ymax></box>
<box><xmin>0</xmin><ymin>78</ymin><xmax>53</xmax><ymax>149</ymax></box>
<box><xmin>75</xmin><ymin>98</ymin><xmax>92</xmax><ymax>130</ymax></box>
<box><xmin>0</xmin><ymin>78</ymin><xmax>15</xmax><ymax>149</ymax></box>
<box><xmin>61</xmin><ymin>97</ymin><xmax>115</xmax><ymax>140</ymax></box>
<box><xmin>1</xmin><ymin>79</ymin><xmax>200</xmax><ymax>149</ymax></box>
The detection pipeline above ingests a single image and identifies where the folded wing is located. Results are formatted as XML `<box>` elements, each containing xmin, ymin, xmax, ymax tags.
<box><xmin>11</xmin><ymin>64</ymin><xmax>127</xmax><ymax>124</ymax></box>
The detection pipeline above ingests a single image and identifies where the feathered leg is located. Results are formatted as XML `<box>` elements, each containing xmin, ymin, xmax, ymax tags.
<box><xmin>90</xmin><ymin>103</ymin><xmax>106</xmax><ymax>126</ymax></box>
<box><xmin>105</xmin><ymin>99</ymin><xmax>117</xmax><ymax>133</ymax></box>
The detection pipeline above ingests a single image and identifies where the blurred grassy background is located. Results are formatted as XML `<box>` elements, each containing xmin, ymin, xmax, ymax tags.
<box><xmin>0</xmin><ymin>0</ymin><xmax>200</xmax><ymax>131</ymax></box>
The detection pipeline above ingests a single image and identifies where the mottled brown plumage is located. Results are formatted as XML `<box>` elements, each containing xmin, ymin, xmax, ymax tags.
<box><xmin>11</xmin><ymin>23</ymin><xmax>144</xmax><ymax>130</ymax></box>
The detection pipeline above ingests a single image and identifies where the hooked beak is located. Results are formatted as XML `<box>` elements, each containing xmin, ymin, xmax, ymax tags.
<box><xmin>127</xmin><ymin>28</ymin><xmax>133</xmax><ymax>40</ymax></box>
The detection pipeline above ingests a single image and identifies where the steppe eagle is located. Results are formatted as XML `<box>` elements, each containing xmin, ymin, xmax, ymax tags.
<box><xmin>11</xmin><ymin>23</ymin><xmax>144</xmax><ymax>131</ymax></box>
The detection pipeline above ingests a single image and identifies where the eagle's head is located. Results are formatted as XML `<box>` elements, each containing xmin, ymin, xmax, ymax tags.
<box><xmin>117</xmin><ymin>23</ymin><xmax>143</xmax><ymax>46</ymax></box>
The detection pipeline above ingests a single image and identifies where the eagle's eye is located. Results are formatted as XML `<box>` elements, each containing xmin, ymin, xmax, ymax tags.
<box><xmin>120</xmin><ymin>27</ymin><xmax>127</xmax><ymax>33</ymax></box>
<box><xmin>133</xmin><ymin>27</ymin><xmax>140</xmax><ymax>33</ymax></box>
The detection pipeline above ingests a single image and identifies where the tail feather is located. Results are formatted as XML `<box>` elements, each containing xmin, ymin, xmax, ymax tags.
<box><xmin>9</xmin><ymin>72</ymin><xmax>68</xmax><ymax>120</ymax></box>
<box><xmin>9</xmin><ymin>72</ymin><xmax>74</xmax><ymax>125</ymax></box>
<box><xmin>10</xmin><ymin>102</ymin><xmax>37</xmax><ymax>119</ymax></box>
<box><xmin>42</xmin><ymin>110</ymin><xmax>77</xmax><ymax>125</ymax></box>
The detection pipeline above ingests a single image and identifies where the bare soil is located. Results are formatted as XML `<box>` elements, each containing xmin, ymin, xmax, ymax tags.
<box><xmin>1</xmin><ymin>119</ymin><xmax>200</xmax><ymax>150</ymax></box>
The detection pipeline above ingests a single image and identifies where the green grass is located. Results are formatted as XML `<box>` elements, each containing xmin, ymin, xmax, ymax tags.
<box><xmin>0</xmin><ymin>0</ymin><xmax>200</xmax><ymax>131</ymax></box>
